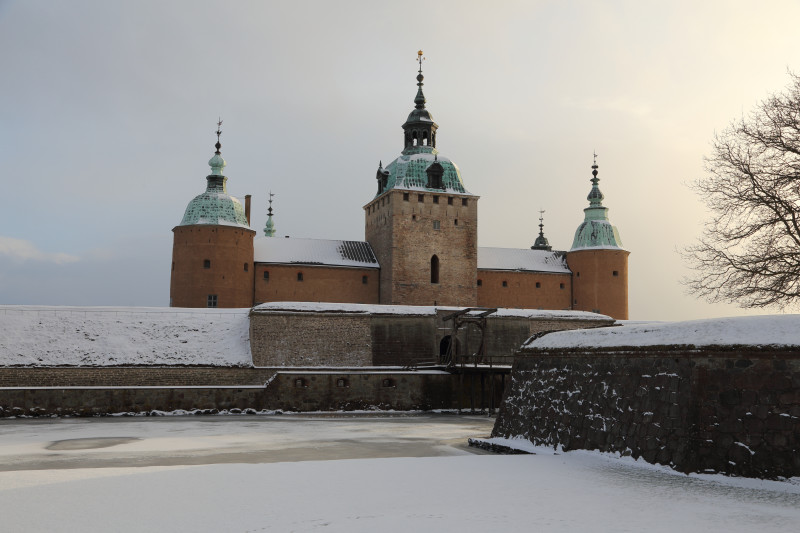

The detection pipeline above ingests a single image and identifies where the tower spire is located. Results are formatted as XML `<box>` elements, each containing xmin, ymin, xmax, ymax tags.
<box><xmin>532</xmin><ymin>209</ymin><xmax>552</xmax><ymax>250</ymax></box>
<box><xmin>414</xmin><ymin>50</ymin><xmax>426</xmax><ymax>109</ymax></box>
<box><xmin>208</xmin><ymin>118</ymin><xmax>227</xmax><ymax>177</ymax></box>
<box><xmin>402</xmin><ymin>50</ymin><xmax>438</xmax><ymax>153</ymax></box>
<box><xmin>588</xmin><ymin>152</ymin><xmax>604</xmax><ymax>207</ymax></box>
<box><xmin>264</xmin><ymin>191</ymin><xmax>276</xmax><ymax>237</ymax></box>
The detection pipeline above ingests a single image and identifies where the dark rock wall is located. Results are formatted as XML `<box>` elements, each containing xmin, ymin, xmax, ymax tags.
<box><xmin>492</xmin><ymin>348</ymin><xmax>800</xmax><ymax>479</ymax></box>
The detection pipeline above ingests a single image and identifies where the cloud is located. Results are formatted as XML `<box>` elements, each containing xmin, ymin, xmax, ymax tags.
<box><xmin>0</xmin><ymin>236</ymin><xmax>79</xmax><ymax>264</ymax></box>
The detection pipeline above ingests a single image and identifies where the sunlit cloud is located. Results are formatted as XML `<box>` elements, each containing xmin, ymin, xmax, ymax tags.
<box><xmin>0</xmin><ymin>236</ymin><xmax>79</xmax><ymax>264</ymax></box>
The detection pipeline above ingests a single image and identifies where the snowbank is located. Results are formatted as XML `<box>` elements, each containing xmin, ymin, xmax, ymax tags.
<box><xmin>0</xmin><ymin>306</ymin><xmax>252</xmax><ymax>366</ymax></box>
<box><xmin>526</xmin><ymin>314</ymin><xmax>800</xmax><ymax>349</ymax></box>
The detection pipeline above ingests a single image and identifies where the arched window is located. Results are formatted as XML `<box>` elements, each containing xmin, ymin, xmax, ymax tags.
<box><xmin>431</xmin><ymin>255</ymin><xmax>440</xmax><ymax>284</ymax></box>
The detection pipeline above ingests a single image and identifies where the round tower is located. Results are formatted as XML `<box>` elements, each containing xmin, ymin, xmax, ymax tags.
<box><xmin>170</xmin><ymin>124</ymin><xmax>255</xmax><ymax>308</ymax></box>
<box><xmin>566</xmin><ymin>159</ymin><xmax>629</xmax><ymax>319</ymax></box>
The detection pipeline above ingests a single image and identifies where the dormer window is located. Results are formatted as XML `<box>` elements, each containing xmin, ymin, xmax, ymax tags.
<box><xmin>426</xmin><ymin>160</ymin><xmax>445</xmax><ymax>189</ymax></box>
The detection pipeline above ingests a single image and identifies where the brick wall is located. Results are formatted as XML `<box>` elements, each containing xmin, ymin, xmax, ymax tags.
<box><xmin>566</xmin><ymin>249</ymin><xmax>629</xmax><ymax>320</ymax></box>
<box><xmin>477</xmin><ymin>271</ymin><xmax>572</xmax><ymax>310</ymax></box>
<box><xmin>254</xmin><ymin>264</ymin><xmax>379</xmax><ymax>305</ymax></box>
<box><xmin>493</xmin><ymin>347</ymin><xmax>800</xmax><ymax>478</ymax></box>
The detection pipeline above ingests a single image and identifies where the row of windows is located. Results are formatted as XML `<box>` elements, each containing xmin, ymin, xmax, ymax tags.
<box><xmin>576</xmin><ymin>271</ymin><xmax>620</xmax><ymax>277</ymax></box>
<box><xmin>262</xmin><ymin>271</ymin><xmax>369</xmax><ymax>284</ymax></box>
<box><xmin>402</xmin><ymin>193</ymin><xmax>468</xmax><ymax>207</ymax></box>
<box><xmin>293</xmin><ymin>377</ymin><xmax>395</xmax><ymax>388</ymax></box>
<box><xmin>477</xmin><ymin>279</ymin><xmax>566</xmax><ymax>289</ymax></box>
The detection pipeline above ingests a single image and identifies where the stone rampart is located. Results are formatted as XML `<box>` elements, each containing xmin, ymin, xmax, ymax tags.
<box><xmin>493</xmin><ymin>347</ymin><xmax>800</xmax><ymax>479</ymax></box>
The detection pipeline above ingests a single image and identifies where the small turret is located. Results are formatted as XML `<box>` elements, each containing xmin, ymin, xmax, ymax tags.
<box><xmin>531</xmin><ymin>210</ymin><xmax>552</xmax><ymax>251</ymax></box>
<box><xmin>264</xmin><ymin>191</ymin><xmax>276</xmax><ymax>237</ymax></box>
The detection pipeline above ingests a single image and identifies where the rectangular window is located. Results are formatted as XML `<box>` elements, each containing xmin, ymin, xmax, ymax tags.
<box><xmin>433</xmin><ymin>220</ymin><xmax>441</xmax><ymax>230</ymax></box>
<box><xmin>454</xmin><ymin>219</ymin><xmax>458</xmax><ymax>226</ymax></box>
<box><xmin>560</xmin><ymin>283</ymin><xmax>565</xmax><ymax>289</ymax></box>
<box><xmin>207</xmin><ymin>295</ymin><xmax>218</xmax><ymax>308</ymax></box>
<box><xmin>535</xmin><ymin>282</ymin><xmax>541</xmax><ymax>288</ymax></box>
<box><xmin>433</xmin><ymin>195</ymin><xmax>439</xmax><ymax>204</ymax></box>
<box><xmin>263</xmin><ymin>271</ymin><xmax>270</xmax><ymax>281</ymax></box>
<box><xmin>403</xmin><ymin>193</ymin><xmax>409</xmax><ymax>201</ymax></box>
<box><xmin>613</xmin><ymin>271</ymin><xmax>619</xmax><ymax>277</ymax></box>
<box><xmin>462</xmin><ymin>198</ymin><xmax>468</xmax><ymax>206</ymax></box>
<box><xmin>297</xmin><ymin>272</ymin><xmax>304</xmax><ymax>281</ymax></box>
<box><xmin>448</xmin><ymin>197</ymin><xmax>453</xmax><ymax>205</ymax></box>
<box><xmin>362</xmin><ymin>275</ymin><xmax>368</xmax><ymax>284</ymax></box>
<box><xmin>203</xmin><ymin>259</ymin><xmax>211</xmax><ymax>269</ymax></box>
<box><xmin>244</xmin><ymin>263</ymin><xmax>249</xmax><ymax>272</ymax></box>
<box><xmin>502</xmin><ymin>281</ymin><xmax>508</xmax><ymax>287</ymax></box>
<box><xmin>418</xmin><ymin>194</ymin><xmax>424</xmax><ymax>202</ymax></box>
<box><xmin>477</xmin><ymin>279</ymin><xmax>482</xmax><ymax>287</ymax></box>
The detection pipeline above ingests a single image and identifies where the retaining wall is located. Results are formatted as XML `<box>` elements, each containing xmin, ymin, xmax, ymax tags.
<box><xmin>492</xmin><ymin>347</ymin><xmax>800</xmax><ymax>479</ymax></box>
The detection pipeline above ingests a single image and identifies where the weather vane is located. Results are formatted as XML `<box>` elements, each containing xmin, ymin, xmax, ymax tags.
<box><xmin>539</xmin><ymin>209</ymin><xmax>545</xmax><ymax>223</ymax></box>
<box><xmin>593</xmin><ymin>150</ymin><xmax>598</xmax><ymax>166</ymax></box>
<box><xmin>417</xmin><ymin>50</ymin><xmax>425</xmax><ymax>72</ymax></box>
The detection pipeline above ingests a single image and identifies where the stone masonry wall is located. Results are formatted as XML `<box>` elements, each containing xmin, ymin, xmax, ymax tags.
<box><xmin>493</xmin><ymin>348</ymin><xmax>800</xmax><ymax>479</ymax></box>
<box><xmin>250</xmin><ymin>313</ymin><xmax>372</xmax><ymax>367</ymax></box>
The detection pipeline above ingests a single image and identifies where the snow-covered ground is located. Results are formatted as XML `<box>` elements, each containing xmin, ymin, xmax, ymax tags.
<box><xmin>0</xmin><ymin>306</ymin><xmax>252</xmax><ymax>366</ymax></box>
<box><xmin>0</xmin><ymin>415</ymin><xmax>797</xmax><ymax>532</ymax></box>
<box><xmin>528</xmin><ymin>314</ymin><xmax>800</xmax><ymax>349</ymax></box>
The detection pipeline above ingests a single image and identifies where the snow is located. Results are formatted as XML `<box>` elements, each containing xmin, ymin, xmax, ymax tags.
<box><xmin>253</xmin><ymin>237</ymin><xmax>379</xmax><ymax>268</ymax></box>
<box><xmin>0</xmin><ymin>306</ymin><xmax>252</xmax><ymax>367</ymax></box>
<box><xmin>254</xmin><ymin>301</ymin><xmax>610</xmax><ymax>321</ymax></box>
<box><xmin>478</xmin><ymin>246</ymin><xmax>571</xmax><ymax>273</ymax></box>
<box><xmin>526</xmin><ymin>314</ymin><xmax>800</xmax><ymax>349</ymax></box>
<box><xmin>0</xmin><ymin>416</ymin><xmax>798</xmax><ymax>532</ymax></box>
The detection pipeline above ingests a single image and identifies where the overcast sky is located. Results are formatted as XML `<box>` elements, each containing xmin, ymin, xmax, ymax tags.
<box><xmin>2</xmin><ymin>0</ymin><xmax>800</xmax><ymax>320</ymax></box>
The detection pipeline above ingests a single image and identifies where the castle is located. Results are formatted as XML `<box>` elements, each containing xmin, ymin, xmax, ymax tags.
<box><xmin>170</xmin><ymin>54</ymin><xmax>629</xmax><ymax>319</ymax></box>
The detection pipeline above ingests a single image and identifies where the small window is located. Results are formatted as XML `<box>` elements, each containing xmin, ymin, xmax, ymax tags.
<box><xmin>433</xmin><ymin>220</ymin><xmax>441</xmax><ymax>230</ymax></box>
<box><xmin>263</xmin><ymin>271</ymin><xmax>270</xmax><ymax>281</ymax></box>
<box><xmin>362</xmin><ymin>275</ymin><xmax>368</xmax><ymax>284</ymax></box>
<box><xmin>560</xmin><ymin>283</ymin><xmax>565</xmax><ymax>289</ymax></box>
<box><xmin>418</xmin><ymin>194</ymin><xmax>424</xmax><ymax>202</ymax></box>
<box><xmin>477</xmin><ymin>279</ymin><xmax>482</xmax><ymax>287</ymax></box>
<box><xmin>431</xmin><ymin>255</ymin><xmax>440</xmax><ymax>284</ymax></box>
<box><xmin>461</xmin><ymin>198</ymin><xmax>468</xmax><ymax>206</ymax></box>
<box><xmin>576</xmin><ymin>272</ymin><xmax>580</xmax><ymax>277</ymax></box>
<box><xmin>454</xmin><ymin>219</ymin><xmax>458</xmax><ymax>226</ymax></box>
<box><xmin>244</xmin><ymin>263</ymin><xmax>249</xmax><ymax>272</ymax></box>
<box><xmin>297</xmin><ymin>272</ymin><xmax>304</xmax><ymax>281</ymax></box>
<box><xmin>613</xmin><ymin>271</ymin><xmax>619</xmax><ymax>277</ymax></box>
<box><xmin>535</xmin><ymin>282</ymin><xmax>541</xmax><ymax>288</ymax></box>
<box><xmin>502</xmin><ymin>281</ymin><xmax>508</xmax><ymax>287</ymax></box>
<box><xmin>207</xmin><ymin>295</ymin><xmax>218</xmax><ymax>308</ymax></box>
<box><xmin>294</xmin><ymin>378</ymin><xmax>307</xmax><ymax>388</ymax></box>
<box><xmin>382</xmin><ymin>378</ymin><xmax>395</xmax><ymax>388</ymax></box>
<box><xmin>447</xmin><ymin>197</ymin><xmax>453</xmax><ymax>205</ymax></box>
<box><xmin>203</xmin><ymin>259</ymin><xmax>211</xmax><ymax>269</ymax></box>
<box><xmin>403</xmin><ymin>192</ymin><xmax>409</xmax><ymax>201</ymax></box>
<box><xmin>433</xmin><ymin>195</ymin><xmax>439</xmax><ymax>204</ymax></box>
<box><xmin>412</xmin><ymin>214</ymin><xmax>417</xmax><ymax>221</ymax></box>
<box><xmin>574</xmin><ymin>299</ymin><xmax>578</xmax><ymax>304</ymax></box>
<box><xmin>336</xmin><ymin>378</ymin><xmax>349</xmax><ymax>388</ymax></box>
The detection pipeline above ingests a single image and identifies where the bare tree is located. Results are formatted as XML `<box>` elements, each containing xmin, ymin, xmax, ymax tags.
<box><xmin>683</xmin><ymin>73</ymin><xmax>800</xmax><ymax>308</ymax></box>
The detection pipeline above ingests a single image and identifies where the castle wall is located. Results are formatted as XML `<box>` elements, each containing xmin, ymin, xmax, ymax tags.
<box><xmin>170</xmin><ymin>225</ymin><xmax>256</xmax><ymax>308</ymax></box>
<box><xmin>366</xmin><ymin>190</ymin><xmax>478</xmax><ymax>306</ymax></box>
<box><xmin>566</xmin><ymin>249</ymin><xmax>629</xmax><ymax>320</ymax></box>
<box><xmin>253</xmin><ymin>264</ymin><xmax>379</xmax><ymax>305</ymax></box>
<box><xmin>493</xmin><ymin>346</ymin><xmax>800</xmax><ymax>479</ymax></box>
<box><xmin>477</xmin><ymin>270</ymin><xmax>572</xmax><ymax>310</ymax></box>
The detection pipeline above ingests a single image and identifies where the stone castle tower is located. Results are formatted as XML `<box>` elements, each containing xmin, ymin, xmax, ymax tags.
<box><xmin>170</xmin><ymin>126</ymin><xmax>256</xmax><ymax>308</ymax></box>
<box><xmin>364</xmin><ymin>52</ymin><xmax>478</xmax><ymax>306</ymax></box>
<box><xmin>566</xmin><ymin>161</ymin><xmax>629</xmax><ymax>319</ymax></box>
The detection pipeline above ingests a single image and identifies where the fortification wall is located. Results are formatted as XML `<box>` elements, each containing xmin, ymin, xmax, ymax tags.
<box><xmin>0</xmin><ymin>370</ymin><xmax>506</xmax><ymax>416</ymax></box>
<box><xmin>493</xmin><ymin>347</ymin><xmax>800</xmax><ymax>479</ymax></box>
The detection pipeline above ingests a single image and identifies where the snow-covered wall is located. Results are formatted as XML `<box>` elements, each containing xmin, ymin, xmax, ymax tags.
<box><xmin>0</xmin><ymin>307</ymin><xmax>252</xmax><ymax>367</ymax></box>
<box><xmin>494</xmin><ymin>335</ymin><xmax>800</xmax><ymax>479</ymax></box>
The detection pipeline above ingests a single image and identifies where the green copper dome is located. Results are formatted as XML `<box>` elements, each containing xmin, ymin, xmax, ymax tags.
<box><xmin>178</xmin><ymin>133</ymin><xmax>250</xmax><ymax>229</ymax></box>
<box><xmin>377</xmin><ymin>147</ymin><xmax>468</xmax><ymax>196</ymax></box>
<box><xmin>570</xmin><ymin>163</ymin><xmax>624</xmax><ymax>250</ymax></box>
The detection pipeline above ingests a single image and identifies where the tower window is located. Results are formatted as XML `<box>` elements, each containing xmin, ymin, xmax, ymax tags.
<box><xmin>207</xmin><ymin>295</ymin><xmax>218</xmax><ymax>308</ymax></box>
<box><xmin>263</xmin><ymin>271</ymin><xmax>270</xmax><ymax>281</ymax></box>
<box><xmin>560</xmin><ymin>283</ymin><xmax>565</xmax><ymax>289</ymax></box>
<box><xmin>412</xmin><ymin>215</ymin><xmax>417</xmax><ymax>221</ymax></box>
<box><xmin>403</xmin><ymin>193</ymin><xmax>409</xmax><ymax>201</ymax></box>
<box><xmin>477</xmin><ymin>279</ymin><xmax>482</xmax><ymax>287</ymax></box>
<box><xmin>297</xmin><ymin>272</ymin><xmax>304</xmax><ymax>281</ymax></box>
<box><xmin>448</xmin><ymin>197</ymin><xmax>453</xmax><ymax>205</ymax></box>
<box><xmin>418</xmin><ymin>194</ymin><xmax>424</xmax><ymax>202</ymax></box>
<box><xmin>244</xmin><ymin>263</ymin><xmax>249</xmax><ymax>272</ymax></box>
<box><xmin>433</xmin><ymin>196</ymin><xmax>439</xmax><ymax>204</ymax></box>
<box><xmin>454</xmin><ymin>219</ymin><xmax>458</xmax><ymax>226</ymax></box>
<box><xmin>462</xmin><ymin>198</ymin><xmax>468</xmax><ymax>206</ymax></box>
<box><xmin>576</xmin><ymin>272</ymin><xmax>580</xmax><ymax>277</ymax></box>
<box><xmin>203</xmin><ymin>259</ymin><xmax>211</xmax><ymax>269</ymax></box>
<box><xmin>535</xmin><ymin>282</ymin><xmax>541</xmax><ymax>288</ymax></box>
<box><xmin>613</xmin><ymin>271</ymin><xmax>619</xmax><ymax>277</ymax></box>
<box><xmin>502</xmin><ymin>281</ymin><xmax>508</xmax><ymax>287</ymax></box>
<box><xmin>431</xmin><ymin>255</ymin><xmax>440</xmax><ymax>284</ymax></box>
<box><xmin>433</xmin><ymin>220</ymin><xmax>441</xmax><ymax>230</ymax></box>
<box><xmin>362</xmin><ymin>275</ymin><xmax>368</xmax><ymax>284</ymax></box>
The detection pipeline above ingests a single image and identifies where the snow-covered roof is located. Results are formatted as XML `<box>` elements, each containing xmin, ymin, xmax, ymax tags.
<box><xmin>477</xmin><ymin>247</ymin><xmax>570</xmax><ymax>273</ymax></box>
<box><xmin>253</xmin><ymin>238</ymin><xmax>379</xmax><ymax>269</ymax></box>
<box><xmin>525</xmin><ymin>315</ymin><xmax>800</xmax><ymax>349</ymax></box>
<box><xmin>0</xmin><ymin>306</ymin><xmax>252</xmax><ymax>367</ymax></box>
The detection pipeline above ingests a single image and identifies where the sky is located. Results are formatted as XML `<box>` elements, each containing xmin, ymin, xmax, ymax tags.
<box><xmin>2</xmin><ymin>0</ymin><xmax>800</xmax><ymax>320</ymax></box>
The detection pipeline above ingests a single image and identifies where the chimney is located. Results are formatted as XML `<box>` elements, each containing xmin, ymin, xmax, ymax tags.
<box><xmin>244</xmin><ymin>194</ymin><xmax>252</xmax><ymax>225</ymax></box>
